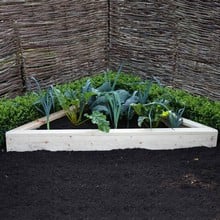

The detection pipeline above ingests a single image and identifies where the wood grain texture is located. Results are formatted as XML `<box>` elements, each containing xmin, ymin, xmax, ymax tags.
<box><xmin>6</xmin><ymin>111</ymin><xmax>218</xmax><ymax>151</ymax></box>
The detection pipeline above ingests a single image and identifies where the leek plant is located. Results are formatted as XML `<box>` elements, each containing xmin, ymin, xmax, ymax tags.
<box><xmin>105</xmin><ymin>91</ymin><xmax>122</xmax><ymax>128</ymax></box>
<box><xmin>31</xmin><ymin>77</ymin><xmax>55</xmax><ymax>130</ymax></box>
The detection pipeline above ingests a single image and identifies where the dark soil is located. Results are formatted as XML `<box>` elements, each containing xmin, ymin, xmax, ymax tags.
<box><xmin>39</xmin><ymin>115</ymin><xmax>168</xmax><ymax>129</ymax></box>
<box><xmin>1</xmin><ymin>117</ymin><xmax>220</xmax><ymax>219</ymax></box>
<box><xmin>0</xmin><ymin>146</ymin><xmax>219</xmax><ymax>220</ymax></box>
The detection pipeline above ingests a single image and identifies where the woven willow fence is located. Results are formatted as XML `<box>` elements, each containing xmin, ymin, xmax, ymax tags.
<box><xmin>0</xmin><ymin>0</ymin><xmax>219</xmax><ymax>100</ymax></box>
<box><xmin>0</xmin><ymin>0</ymin><xmax>108</xmax><ymax>96</ymax></box>
<box><xmin>0</xmin><ymin>21</ymin><xmax>23</xmax><ymax>97</ymax></box>
<box><xmin>109</xmin><ymin>0</ymin><xmax>220</xmax><ymax>100</ymax></box>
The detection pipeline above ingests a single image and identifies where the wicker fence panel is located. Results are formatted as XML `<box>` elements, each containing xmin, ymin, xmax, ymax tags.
<box><xmin>109</xmin><ymin>0</ymin><xmax>177</xmax><ymax>84</ymax></box>
<box><xmin>109</xmin><ymin>0</ymin><xmax>220</xmax><ymax>101</ymax></box>
<box><xmin>1</xmin><ymin>0</ymin><xmax>108</xmax><ymax>91</ymax></box>
<box><xmin>0</xmin><ymin>0</ymin><xmax>219</xmax><ymax>100</ymax></box>
<box><xmin>173</xmin><ymin>0</ymin><xmax>220</xmax><ymax>100</ymax></box>
<box><xmin>0</xmin><ymin>21</ymin><xmax>23</xmax><ymax>98</ymax></box>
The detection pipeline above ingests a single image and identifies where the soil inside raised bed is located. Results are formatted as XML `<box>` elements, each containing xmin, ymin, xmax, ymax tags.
<box><xmin>39</xmin><ymin>115</ymin><xmax>168</xmax><ymax>130</ymax></box>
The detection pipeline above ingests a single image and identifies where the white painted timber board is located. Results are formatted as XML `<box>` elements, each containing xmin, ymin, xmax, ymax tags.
<box><xmin>6</xmin><ymin>110</ymin><xmax>218</xmax><ymax>151</ymax></box>
<box><xmin>10</xmin><ymin>111</ymin><xmax>66</xmax><ymax>130</ymax></box>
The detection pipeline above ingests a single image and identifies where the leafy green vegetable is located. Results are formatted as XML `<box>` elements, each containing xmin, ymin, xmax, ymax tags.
<box><xmin>85</xmin><ymin>111</ymin><xmax>110</xmax><ymax>132</ymax></box>
<box><xmin>96</xmin><ymin>64</ymin><xmax>123</xmax><ymax>92</ymax></box>
<box><xmin>54</xmin><ymin>79</ymin><xmax>95</xmax><ymax>126</ymax></box>
<box><xmin>31</xmin><ymin>77</ymin><xmax>55</xmax><ymax>129</ymax></box>
<box><xmin>137</xmin><ymin>80</ymin><xmax>152</xmax><ymax>104</ymax></box>
<box><xmin>132</xmin><ymin>100</ymin><xmax>170</xmax><ymax>128</ymax></box>
<box><xmin>168</xmin><ymin>108</ymin><xmax>185</xmax><ymax>128</ymax></box>
<box><xmin>105</xmin><ymin>91</ymin><xmax>122</xmax><ymax>129</ymax></box>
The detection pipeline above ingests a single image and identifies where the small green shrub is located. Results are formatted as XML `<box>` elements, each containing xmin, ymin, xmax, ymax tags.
<box><xmin>0</xmin><ymin>94</ymin><xmax>41</xmax><ymax>150</ymax></box>
<box><xmin>163</xmin><ymin>88</ymin><xmax>220</xmax><ymax>130</ymax></box>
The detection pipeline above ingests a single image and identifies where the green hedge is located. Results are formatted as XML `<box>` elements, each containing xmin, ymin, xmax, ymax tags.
<box><xmin>0</xmin><ymin>72</ymin><xmax>219</xmax><ymax>150</ymax></box>
<box><xmin>0</xmin><ymin>94</ymin><xmax>40</xmax><ymax>149</ymax></box>
<box><xmin>149</xmin><ymin>84</ymin><xmax>220</xmax><ymax>130</ymax></box>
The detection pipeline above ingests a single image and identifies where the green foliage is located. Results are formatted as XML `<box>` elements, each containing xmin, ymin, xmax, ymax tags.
<box><xmin>137</xmin><ymin>80</ymin><xmax>152</xmax><ymax>104</ymax></box>
<box><xmin>96</xmin><ymin>65</ymin><xmax>123</xmax><ymax>92</ymax></box>
<box><xmin>131</xmin><ymin>77</ymin><xmax>186</xmax><ymax>129</ymax></box>
<box><xmin>159</xmin><ymin>108</ymin><xmax>185</xmax><ymax>128</ymax></box>
<box><xmin>31</xmin><ymin>77</ymin><xmax>55</xmax><ymax>129</ymax></box>
<box><xmin>90</xmin><ymin>70</ymin><xmax>141</xmax><ymax>92</ymax></box>
<box><xmin>168</xmin><ymin>108</ymin><xmax>185</xmax><ymax>128</ymax></box>
<box><xmin>132</xmin><ymin>101</ymin><xmax>170</xmax><ymax>128</ymax></box>
<box><xmin>105</xmin><ymin>91</ymin><xmax>122</xmax><ymax>129</ymax></box>
<box><xmin>85</xmin><ymin>111</ymin><xmax>110</xmax><ymax>133</ymax></box>
<box><xmin>89</xmin><ymin>69</ymin><xmax>140</xmax><ymax>128</ymax></box>
<box><xmin>54</xmin><ymin>80</ymin><xmax>95</xmax><ymax>126</ymax></box>
<box><xmin>0</xmin><ymin>70</ymin><xmax>219</xmax><ymax>151</ymax></box>
<box><xmin>154</xmin><ymin>86</ymin><xmax>220</xmax><ymax>130</ymax></box>
<box><xmin>0</xmin><ymin>94</ymin><xmax>41</xmax><ymax>150</ymax></box>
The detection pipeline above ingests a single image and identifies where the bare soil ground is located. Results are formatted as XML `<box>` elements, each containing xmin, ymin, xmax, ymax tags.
<box><xmin>0</xmin><ymin>144</ymin><xmax>219</xmax><ymax>220</ymax></box>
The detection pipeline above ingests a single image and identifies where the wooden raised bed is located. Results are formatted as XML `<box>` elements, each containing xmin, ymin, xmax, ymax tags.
<box><xmin>6</xmin><ymin>110</ymin><xmax>218</xmax><ymax>152</ymax></box>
